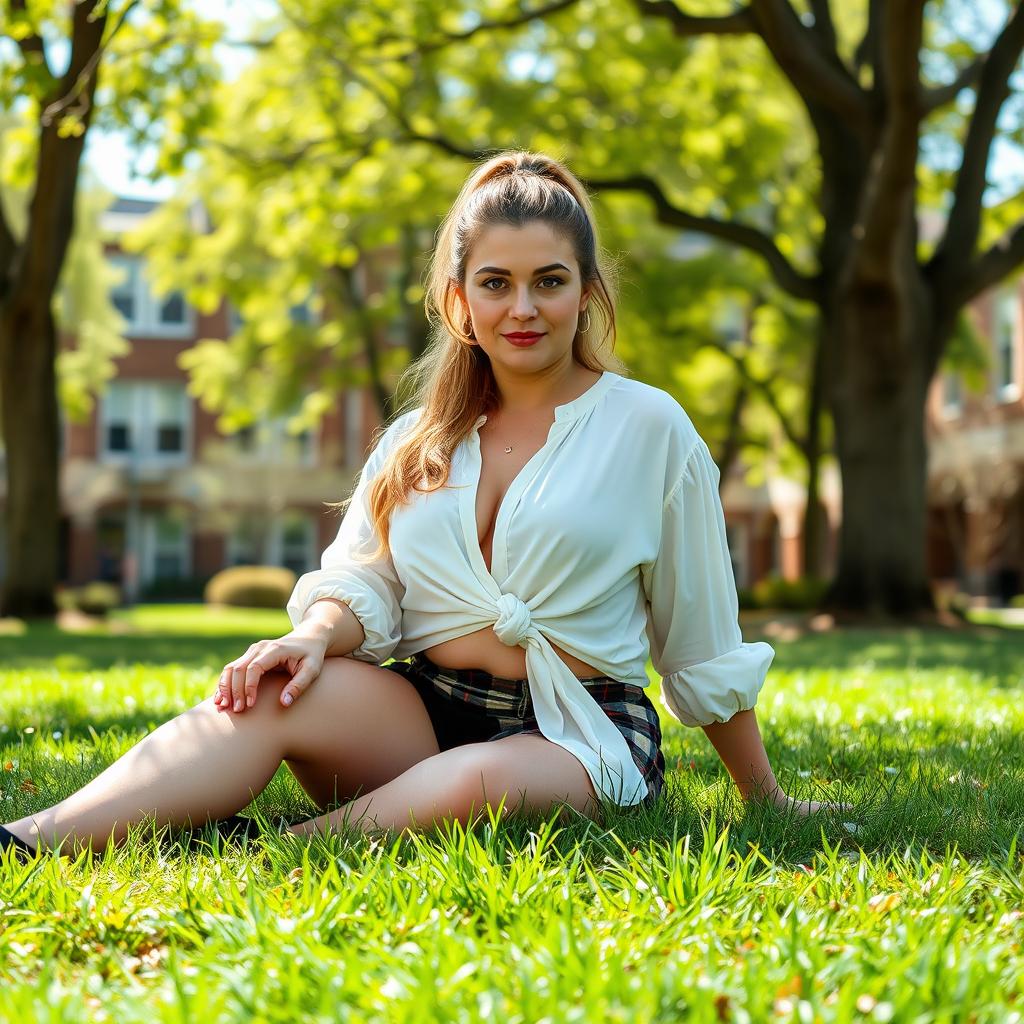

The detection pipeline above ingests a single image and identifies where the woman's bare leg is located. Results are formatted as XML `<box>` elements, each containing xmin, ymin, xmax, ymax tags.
<box><xmin>289</xmin><ymin>733</ymin><xmax>603</xmax><ymax>839</ymax></box>
<box><xmin>2</xmin><ymin>660</ymin><xmax>441</xmax><ymax>856</ymax></box>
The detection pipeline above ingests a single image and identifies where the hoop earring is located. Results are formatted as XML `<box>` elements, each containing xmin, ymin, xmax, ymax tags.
<box><xmin>462</xmin><ymin>315</ymin><xmax>476</xmax><ymax>341</ymax></box>
<box><xmin>578</xmin><ymin>308</ymin><xmax>591</xmax><ymax>333</ymax></box>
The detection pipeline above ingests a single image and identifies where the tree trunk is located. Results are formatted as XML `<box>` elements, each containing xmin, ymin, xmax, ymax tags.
<box><xmin>800</xmin><ymin>317</ymin><xmax>827</xmax><ymax>578</ymax></box>
<box><xmin>0</xmin><ymin>0</ymin><xmax>105</xmax><ymax>618</ymax></box>
<box><xmin>0</xmin><ymin>297</ymin><xmax>60</xmax><ymax>617</ymax></box>
<box><xmin>821</xmin><ymin>284</ymin><xmax>935</xmax><ymax>618</ymax></box>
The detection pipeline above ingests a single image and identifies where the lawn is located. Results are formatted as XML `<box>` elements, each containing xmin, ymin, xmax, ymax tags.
<box><xmin>1</xmin><ymin>604</ymin><xmax>1023</xmax><ymax>1020</ymax></box>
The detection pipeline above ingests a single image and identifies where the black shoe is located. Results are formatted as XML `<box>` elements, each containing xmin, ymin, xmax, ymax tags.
<box><xmin>171</xmin><ymin>813</ymin><xmax>302</xmax><ymax>852</ymax></box>
<box><xmin>0</xmin><ymin>824</ymin><xmax>38</xmax><ymax>863</ymax></box>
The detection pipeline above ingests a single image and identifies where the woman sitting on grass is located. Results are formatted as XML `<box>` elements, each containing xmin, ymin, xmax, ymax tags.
<box><xmin>1</xmin><ymin>150</ymin><xmax>847</xmax><ymax>860</ymax></box>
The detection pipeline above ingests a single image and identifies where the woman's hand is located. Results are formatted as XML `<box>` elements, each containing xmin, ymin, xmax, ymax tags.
<box><xmin>214</xmin><ymin>632</ymin><xmax>330</xmax><ymax>713</ymax></box>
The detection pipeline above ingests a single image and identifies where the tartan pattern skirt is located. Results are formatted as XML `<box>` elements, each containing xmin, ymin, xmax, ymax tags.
<box><xmin>384</xmin><ymin>652</ymin><xmax>666</xmax><ymax>808</ymax></box>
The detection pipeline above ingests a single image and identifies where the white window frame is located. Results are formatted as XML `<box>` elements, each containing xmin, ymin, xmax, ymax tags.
<box><xmin>271</xmin><ymin>514</ymin><xmax>316</xmax><ymax>575</ymax></box>
<box><xmin>141</xmin><ymin>511</ymin><xmax>192</xmax><ymax>584</ymax></box>
<box><xmin>995</xmin><ymin>287</ymin><xmax>1021</xmax><ymax>402</ymax></box>
<box><xmin>98</xmin><ymin>380</ymin><xmax>192</xmax><ymax>467</ymax></box>
<box><xmin>108</xmin><ymin>253</ymin><xmax>195</xmax><ymax>339</ymax></box>
<box><xmin>229</xmin><ymin>412</ymin><xmax>317</xmax><ymax>467</ymax></box>
<box><xmin>227</xmin><ymin>513</ymin><xmax>270</xmax><ymax>567</ymax></box>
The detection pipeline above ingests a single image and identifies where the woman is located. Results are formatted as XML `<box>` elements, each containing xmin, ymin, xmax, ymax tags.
<box><xmin>1</xmin><ymin>151</ymin><xmax>842</xmax><ymax>860</ymax></box>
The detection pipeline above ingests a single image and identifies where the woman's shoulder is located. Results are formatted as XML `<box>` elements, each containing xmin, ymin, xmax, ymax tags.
<box><xmin>607</xmin><ymin>374</ymin><xmax>701</xmax><ymax>446</ymax></box>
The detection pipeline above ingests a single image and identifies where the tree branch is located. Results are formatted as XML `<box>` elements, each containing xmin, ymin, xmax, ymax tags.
<box><xmin>921</xmin><ymin>54</ymin><xmax>985</xmax><ymax>114</ymax></box>
<box><xmin>9</xmin><ymin>0</ymin><xmax>54</xmax><ymax>81</ymax></box>
<box><xmin>706</xmin><ymin>337</ymin><xmax>804</xmax><ymax>449</ymax></box>
<box><xmin>953</xmin><ymin>219</ymin><xmax>1024</xmax><ymax>308</ymax></box>
<box><xmin>808</xmin><ymin>0</ymin><xmax>837</xmax><ymax>52</ymax></box>
<box><xmin>628</xmin><ymin>0</ymin><xmax>756</xmax><ymax>36</ymax></box>
<box><xmin>632</xmin><ymin>0</ymin><xmax>868</xmax><ymax>136</ymax></box>
<box><xmin>368</xmin><ymin>0</ymin><xmax>581</xmax><ymax>61</ymax></box>
<box><xmin>926</xmin><ymin>2</ymin><xmax>1024</xmax><ymax>292</ymax></box>
<box><xmin>582</xmin><ymin>171</ymin><xmax>820</xmax><ymax>301</ymax></box>
<box><xmin>316</xmin><ymin>6</ymin><xmax>819</xmax><ymax>302</ymax></box>
<box><xmin>848</xmin><ymin>0</ymin><xmax>927</xmax><ymax>285</ymax></box>
<box><xmin>746</xmin><ymin>0</ymin><xmax>869</xmax><ymax>135</ymax></box>
<box><xmin>853</xmin><ymin>0</ymin><xmax>884</xmax><ymax>92</ymax></box>
<box><xmin>39</xmin><ymin>0</ymin><xmax>141</xmax><ymax>128</ymax></box>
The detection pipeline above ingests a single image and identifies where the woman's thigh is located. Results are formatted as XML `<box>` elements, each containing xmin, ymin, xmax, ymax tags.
<box><xmin>259</xmin><ymin>657</ymin><xmax>441</xmax><ymax>809</ymax></box>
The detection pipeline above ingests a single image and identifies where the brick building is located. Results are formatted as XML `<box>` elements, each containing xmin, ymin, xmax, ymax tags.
<box><xmin>5</xmin><ymin>197</ymin><xmax>1020</xmax><ymax>604</ymax></box>
<box><xmin>54</xmin><ymin>196</ymin><xmax>377</xmax><ymax>601</ymax></box>
<box><xmin>925</xmin><ymin>277</ymin><xmax>1024</xmax><ymax>603</ymax></box>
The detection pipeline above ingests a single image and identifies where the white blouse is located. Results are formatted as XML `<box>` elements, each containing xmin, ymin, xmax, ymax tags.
<box><xmin>287</xmin><ymin>370</ymin><xmax>774</xmax><ymax>807</ymax></box>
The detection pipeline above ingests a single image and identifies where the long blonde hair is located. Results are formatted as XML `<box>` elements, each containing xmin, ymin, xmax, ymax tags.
<box><xmin>355</xmin><ymin>149</ymin><xmax>628</xmax><ymax>562</ymax></box>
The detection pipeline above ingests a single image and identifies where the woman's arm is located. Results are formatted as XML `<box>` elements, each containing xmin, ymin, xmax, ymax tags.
<box><xmin>291</xmin><ymin>597</ymin><xmax>367</xmax><ymax>658</ymax></box>
<box><xmin>702</xmin><ymin>709</ymin><xmax>785</xmax><ymax>806</ymax></box>
<box><xmin>703</xmin><ymin>709</ymin><xmax>852</xmax><ymax>817</ymax></box>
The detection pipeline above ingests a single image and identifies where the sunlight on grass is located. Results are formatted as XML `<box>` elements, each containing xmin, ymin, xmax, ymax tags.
<box><xmin>1</xmin><ymin>606</ymin><xmax>1023</xmax><ymax>1017</ymax></box>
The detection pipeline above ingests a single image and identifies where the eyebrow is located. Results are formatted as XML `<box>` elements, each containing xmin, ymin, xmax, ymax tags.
<box><xmin>472</xmin><ymin>263</ymin><xmax>571</xmax><ymax>276</ymax></box>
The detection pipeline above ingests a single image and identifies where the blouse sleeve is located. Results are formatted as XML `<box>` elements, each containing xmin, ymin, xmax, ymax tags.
<box><xmin>285</xmin><ymin>414</ymin><xmax>415</xmax><ymax>664</ymax></box>
<box><xmin>641</xmin><ymin>437</ymin><xmax>775</xmax><ymax>727</ymax></box>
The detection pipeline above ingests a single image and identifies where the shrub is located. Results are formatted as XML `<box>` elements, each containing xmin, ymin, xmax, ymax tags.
<box><xmin>737</xmin><ymin>587</ymin><xmax>760</xmax><ymax>610</ymax></box>
<box><xmin>750</xmin><ymin>575</ymin><xmax>829</xmax><ymax>611</ymax></box>
<box><xmin>1010</xmin><ymin>594</ymin><xmax>1024</xmax><ymax>609</ymax></box>
<box><xmin>204</xmin><ymin>565</ymin><xmax>298</xmax><ymax>609</ymax></box>
<box><xmin>56</xmin><ymin>582</ymin><xmax>122</xmax><ymax>617</ymax></box>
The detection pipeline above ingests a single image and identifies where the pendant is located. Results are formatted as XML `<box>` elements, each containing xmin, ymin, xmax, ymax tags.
<box><xmin>504</xmin><ymin>446</ymin><xmax>513</xmax><ymax>454</ymax></box>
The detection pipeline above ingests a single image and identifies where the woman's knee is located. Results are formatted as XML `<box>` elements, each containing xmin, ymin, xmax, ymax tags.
<box><xmin>454</xmin><ymin>737</ymin><xmax>599</xmax><ymax>818</ymax></box>
<box><xmin>265</xmin><ymin>657</ymin><xmax>440</xmax><ymax>791</ymax></box>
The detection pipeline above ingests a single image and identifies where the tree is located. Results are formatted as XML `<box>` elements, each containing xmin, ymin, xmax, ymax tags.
<box><xmin>133</xmin><ymin>0</ymin><xmax>826</xmax><ymax>547</ymax></box>
<box><xmin>306</xmin><ymin>0</ymin><xmax>1024</xmax><ymax>619</ymax></box>
<box><xmin>0</xmin><ymin>0</ymin><xmax>221</xmax><ymax>618</ymax></box>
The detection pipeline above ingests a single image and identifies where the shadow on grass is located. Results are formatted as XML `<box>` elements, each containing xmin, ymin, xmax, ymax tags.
<box><xmin>741</xmin><ymin>622</ymin><xmax>1023</xmax><ymax>686</ymax></box>
<box><xmin>3</xmin><ymin>627</ymin><xmax>267</xmax><ymax>671</ymax></box>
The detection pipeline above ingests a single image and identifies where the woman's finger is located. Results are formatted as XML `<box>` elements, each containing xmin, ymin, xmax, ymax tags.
<box><xmin>231</xmin><ymin>659</ymin><xmax>252</xmax><ymax>712</ymax></box>
<box><xmin>243</xmin><ymin>647</ymin><xmax>282</xmax><ymax>708</ymax></box>
<box><xmin>280</xmin><ymin>662</ymin><xmax>320</xmax><ymax>708</ymax></box>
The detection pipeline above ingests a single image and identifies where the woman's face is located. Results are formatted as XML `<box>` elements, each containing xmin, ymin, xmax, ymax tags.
<box><xmin>455</xmin><ymin>220</ymin><xmax>591</xmax><ymax>375</ymax></box>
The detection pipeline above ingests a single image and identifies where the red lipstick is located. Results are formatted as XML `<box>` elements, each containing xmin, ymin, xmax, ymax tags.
<box><xmin>503</xmin><ymin>332</ymin><xmax>545</xmax><ymax>347</ymax></box>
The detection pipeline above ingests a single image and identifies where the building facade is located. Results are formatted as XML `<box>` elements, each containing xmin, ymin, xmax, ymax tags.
<box><xmin>54</xmin><ymin>197</ymin><xmax>377</xmax><ymax>600</ymax></box>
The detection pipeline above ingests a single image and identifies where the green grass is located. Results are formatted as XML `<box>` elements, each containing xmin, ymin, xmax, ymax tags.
<box><xmin>2</xmin><ymin>604</ymin><xmax>1024</xmax><ymax>1020</ymax></box>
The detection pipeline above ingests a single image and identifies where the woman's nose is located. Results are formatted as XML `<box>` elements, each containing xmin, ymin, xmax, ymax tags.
<box><xmin>509</xmin><ymin>287</ymin><xmax>537</xmax><ymax>317</ymax></box>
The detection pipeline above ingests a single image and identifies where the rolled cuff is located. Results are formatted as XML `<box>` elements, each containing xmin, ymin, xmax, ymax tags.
<box><xmin>286</xmin><ymin>572</ymin><xmax>402</xmax><ymax>664</ymax></box>
<box><xmin>659</xmin><ymin>640</ymin><xmax>774</xmax><ymax>727</ymax></box>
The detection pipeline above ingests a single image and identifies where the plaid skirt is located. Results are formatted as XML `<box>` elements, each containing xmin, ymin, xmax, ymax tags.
<box><xmin>385</xmin><ymin>652</ymin><xmax>665</xmax><ymax>808</ymax></box>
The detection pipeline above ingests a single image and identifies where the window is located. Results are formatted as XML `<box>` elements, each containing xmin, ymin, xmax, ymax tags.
<box><xmin>159</xmin><ymin>291</ymin><xmax>186</xmax><ymax>326</ymax></box>
<box><xmin>229</xmin><ymin>408</ymin><xmax>316</xmax><ymax>466</ymax></box>
<box><xmin>107</xmin><ymin>254</ymin><xmax>194</xmax><ymax>338</ymax></box>
<box><xmin>110</xmin><ymin>256</ymin><xmax>139</xmax><ymax>322</ymax></box>
<box><xmin>100</xmin><ymin>381</ymin><xmax>190</xmax><ymax>464</ymax></box>
<box><xmin>143</xmin><ymin>512</ymin><xmax>191</xmax><ymax>583</ymax></box>
<box><xmin>228</xmin><ymin>513</ymin><xmax>267</xmax><ymax>566</ymax></box>
<box><xmin>995</xmin><ymin>289</ymin><xmax>1021</xmax><ymax>401</ymax></box>
<box><xmin>275</xmin><ymin>515</ymin><xmax>315</xmax><ymax>575</ymax></box>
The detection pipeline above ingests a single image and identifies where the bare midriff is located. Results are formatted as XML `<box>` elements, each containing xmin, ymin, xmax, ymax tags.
<box><xmin>422</xmin><ymin>628</ymin><xmax>607</xmax><ymax>681</ymax></box>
